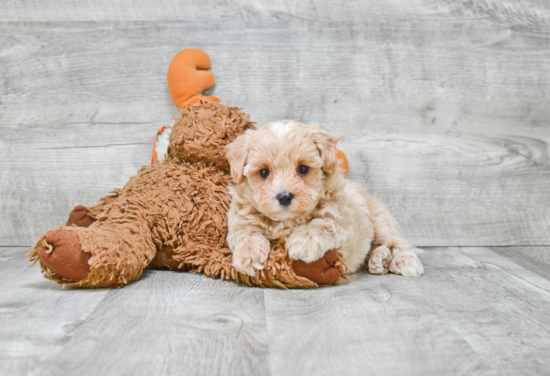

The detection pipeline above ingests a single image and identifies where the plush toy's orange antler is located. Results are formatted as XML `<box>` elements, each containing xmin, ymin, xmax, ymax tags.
<box><xmin>167</xmin><ymin>49</ymin><xmax>221</xmax><ymax>109</ymax></box>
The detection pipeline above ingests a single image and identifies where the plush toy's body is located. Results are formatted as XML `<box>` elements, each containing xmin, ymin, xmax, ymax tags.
<box><xmin>28</xmin><ymin>50</ymin><xmax>347</xmax><ymax>288</ymax></box>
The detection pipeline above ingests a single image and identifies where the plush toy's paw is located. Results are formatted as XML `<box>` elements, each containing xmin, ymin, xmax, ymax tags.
<box><xmin>167</xmin><ymin>49</ymin><xmax>221</xmax><ymax>109</ymax></box>
<box><xmin>39</xmin><ymin>229</ymin><xmax>91</xmax><ymax>281</ymax></box>
<box><xmin>367</xmin><ymin>245</ymin><xmax>392</xmax><ymax>275</ymax></box>
<box><xmin>292</xmin><ymin>250</ymin><xmax>342</xmax><ymax>285</ymax></box>
<box><xmin>231</xmin><ymin>235</ymin><xmax>271</xmax><ymax>277</ymax></box>
<box><xmin>66</xmin><ymin>205</ymin><xmax>96</xmax><ymax>228</ymax></box>
<box><xmin>287</xmin><ymin>227</ymin><xmax>331</xmax><ymax>263</ymax></box>
<box><xmin>389</xmin><ymin>250</ymin><xmax>424</xmax><ymax>277</ymax></box>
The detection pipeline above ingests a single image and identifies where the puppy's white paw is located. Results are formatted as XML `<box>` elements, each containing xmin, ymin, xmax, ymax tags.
<box><xmin>389</xmin><ymin>250</ymin><xmax>424</xmax><ymax>277</ymax></box>
<box><xmin>287</xmin><ymin>228</ymin><xmax>330</xmax><ymax>263</ymax></box>
<box><xmin>231</xmin><ymin>236</ymin><xmax>270</xmax><ymax>277</ymax></box>
<box><xmin>368</xmin><ymin>245</ymin><xmax>392</xmax><ymax>275</ymax></box>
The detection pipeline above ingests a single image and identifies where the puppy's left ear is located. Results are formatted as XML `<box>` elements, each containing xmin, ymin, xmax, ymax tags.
<box><xmin>225</xmin><ymin>131</ymin><xmax>251</xmax><ymax>184</ymax></box>
<box><xmin>314</xmin><ymin>130</ymin><xmax>340</xmax><ymax>174</ymax></box>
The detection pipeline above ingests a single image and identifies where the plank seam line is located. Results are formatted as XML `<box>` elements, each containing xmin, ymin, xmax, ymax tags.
<box><xmin>37</xmin><ymin>142</ymin><xmax>150</xmax><ymax>150</ymax></box>
<box><xmin>420</xmin><ymin>245</ymin><xmax>550</xmax><ymax>248</ymax></box>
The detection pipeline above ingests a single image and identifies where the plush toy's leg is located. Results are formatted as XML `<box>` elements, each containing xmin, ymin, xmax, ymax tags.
<box><xmin>366</xmin><ymin>197</ymin><xmax>424</xmax><ymax>277</ymax></box>
<box><xmin>65</xmin><ymin>187</ymin><xmax>121</xmax><ymax>228</ymax></box>
<box><xmin>64</xmin><ymin>204</ymin><xmax>179</xmax><ymax>271</ymax></box>
<box><xmin>66</xmin><ymin>205</ymin><xmax>96</xmax><ymax>227</ymax></box>
<box><xmin>292</xmin><ymin>250</ymin><xmax>342</xmax><ymax>285</ymax></box>
<box><xmin>29</xmin><ymin>217</ymin><xmax>156</xmax><ymax>287</ymax></box>
<box><xmin>27</xmin><ymin>206</ymin><xmax>96</xmax><ymax>281</ymax></box>
<box><xmin>37</xmin><ymin>229</ymin><xmax>91</xmax><ymax>281</ymax></box>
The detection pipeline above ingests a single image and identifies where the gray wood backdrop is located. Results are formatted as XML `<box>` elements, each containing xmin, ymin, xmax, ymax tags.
<box><xmin>1</xmin><ymin>0</ymin><xmax>550</xmax><ymax>247</ymax></box>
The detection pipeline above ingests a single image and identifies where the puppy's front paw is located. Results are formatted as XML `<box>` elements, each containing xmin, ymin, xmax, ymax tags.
<box><xmin>287</xmin><ymin>228</ymin><xmax>331</xmax><ymax>263</ymax></box>
<box><xmin>231</xmin><ymin>235</ymin><xmax>270</xmax><ymax>277</ymax></box>
<box><xmin>389</xmin><ymin>250</ymin><xmax>424</xmax><ymax>277</ymax></box>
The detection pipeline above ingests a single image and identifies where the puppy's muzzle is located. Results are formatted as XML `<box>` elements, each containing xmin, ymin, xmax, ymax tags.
<box><xmin>276</xmin><ymin>192</ymin><xmax>294</xmax><ymax>207</ymax></box>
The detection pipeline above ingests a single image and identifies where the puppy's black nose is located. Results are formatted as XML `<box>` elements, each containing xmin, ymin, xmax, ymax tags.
<box><xmin>276</xmin><ymin>192</ymin><xmax>294</xmax><ymax>207</ymax></box>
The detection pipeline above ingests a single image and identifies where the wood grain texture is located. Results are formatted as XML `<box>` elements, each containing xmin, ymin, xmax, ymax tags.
<box><xmin>1</xmin><ymin>14</ymin><xmax>550</xmax><ymax>246</ymax></box>
<box><xmin>0</xmin><ymin>0</ymin><xmax>247</xmax><ymax>22</ymax></box>
<box><xmin>0</xmin><ymin>247</ymin><xmax>268</xmax><ymax>376</ymax></box>
<box><xmin>0</xmin><ymin>247</ymin><xmax>109</xmax><ymax>375</ymax></box>
<box><xmin>264</xmin><ymin>246</ymin><xmax>550</xmax><ymax>376</ymax></box>
<box><xmin>1</xmin><ymin>0</ymin><xmax>549</xmax><ymax>24</ymax></box>
<box><xmin>3</xmin><ymin>246</ymin><xmax>550</xmax><ymax>375</ymax></box>
<box><xmin>491</xmin><ymin>246</ymin><xmax>550</xmax><ymax>280</ymax></box>
<box><xmin>41</xmin><ymin>275</ymin><xmax>269</xmax><ymax>376</ymax></box>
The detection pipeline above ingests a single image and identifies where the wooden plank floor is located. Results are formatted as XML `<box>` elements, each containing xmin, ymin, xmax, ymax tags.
<box><xmin>2</xmin><ymin>246</ymin><xmax>550</xmax><ymax>375</ymax></box>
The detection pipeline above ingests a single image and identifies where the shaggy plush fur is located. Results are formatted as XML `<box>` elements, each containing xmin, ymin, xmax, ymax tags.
<box><xmin>28</xmin><ymin>102</ymin><xmax>347</xmax><ymax>288</ymax></box>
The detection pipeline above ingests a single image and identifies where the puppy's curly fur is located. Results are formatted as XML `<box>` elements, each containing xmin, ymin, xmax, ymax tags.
<box><xmin>225</xmin><ymin>121</ymin><xmax>424</xmax><ymax>278</ymax></box>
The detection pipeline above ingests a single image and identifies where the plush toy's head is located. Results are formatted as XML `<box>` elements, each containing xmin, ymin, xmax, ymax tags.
<box><xmin>167</xmin><ymin>102</ymin><xmax>255</xmax><ymax>173</ymax></box>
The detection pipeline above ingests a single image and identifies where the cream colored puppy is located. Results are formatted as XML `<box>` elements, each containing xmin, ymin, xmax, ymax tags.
<box><xmin>225</xmin><ymin>121</ymin><xmax>424</xmax><ymax>278</ymax></box>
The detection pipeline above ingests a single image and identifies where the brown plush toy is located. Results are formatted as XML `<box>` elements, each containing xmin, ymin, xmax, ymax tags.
<box><xmin>28</xmin><ymin>49</ymin><xmax>348</xmax><ymax>288</ymax></box>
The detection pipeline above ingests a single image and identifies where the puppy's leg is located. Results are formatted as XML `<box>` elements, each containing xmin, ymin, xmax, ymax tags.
<box><xmin>368</xmin><ymin>197</ymin><xmax>424</xmax><ymax>277</ymax></box>
<box><xmin>287</xmin><ymin>218</ymin><xmax>347</xmax><ymax>263</ymax></box>
<box><xmin>227</xmin><ymin>229</ymin><xmax>271</xmax><ymax>277</ymax></box>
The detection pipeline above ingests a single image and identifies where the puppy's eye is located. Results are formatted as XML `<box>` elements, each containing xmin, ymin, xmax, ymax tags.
<box><xmin>297</xmin><ymin>165</ymin><xmax>309</xmax><ymax>175</ymax></box>
<box><xmin>259</xmin><ymin>168</ymin><xmax>270</xmax><ymax>178</ymax></box>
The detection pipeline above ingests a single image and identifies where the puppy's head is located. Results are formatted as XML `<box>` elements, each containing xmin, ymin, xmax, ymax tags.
<box><xmin>226</xmin><ymin>120</ymin><xmax>339</xmax><ymax>221</ymax></box>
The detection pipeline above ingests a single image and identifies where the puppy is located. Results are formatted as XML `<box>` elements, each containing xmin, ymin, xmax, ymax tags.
<box><xmin>225</xmin><ymin>120</ymin><xmax>424</xmax><ymax>278</ymax></box>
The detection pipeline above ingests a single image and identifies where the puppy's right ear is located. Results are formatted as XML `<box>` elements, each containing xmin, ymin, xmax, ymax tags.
<box><xmin>225</xmin><ymin>131</ymin><xmax>250</xmax><ymax>184</ymax></box>
<box><xmin>314</xmin><ymin>129</ymin><xmax>340</xmax><ymax>175</ymax></box>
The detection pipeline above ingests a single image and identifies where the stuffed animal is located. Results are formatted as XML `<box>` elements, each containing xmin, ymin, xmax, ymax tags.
<box><xmin>28</xmin><ymin>49</ymin><xmax>349</xmax><ymax>288</ymax></box>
